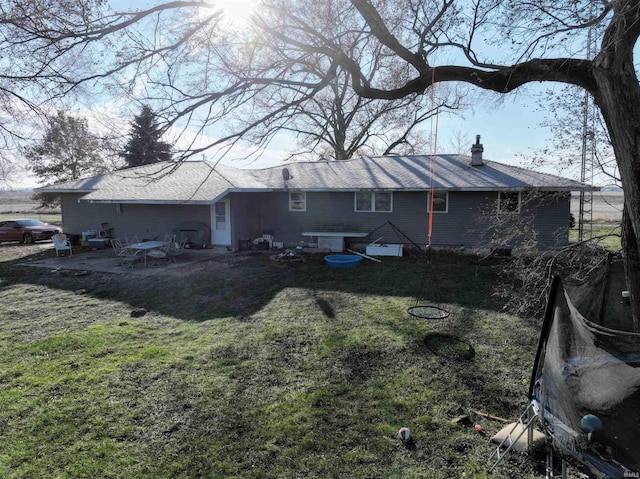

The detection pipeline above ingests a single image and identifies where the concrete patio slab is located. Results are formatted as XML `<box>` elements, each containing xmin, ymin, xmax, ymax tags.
<box><xmin>18</xmin><ymin>244</ymin><xmax>232</xmax><ymax>275</ymax></box>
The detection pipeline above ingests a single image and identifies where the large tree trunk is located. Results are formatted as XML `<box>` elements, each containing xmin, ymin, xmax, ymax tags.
<box><xmin>593</xmin><ymin>67</ymin><xmax>640</xmax><ymax>331</ymax></box>
<box><xmin>621</xmin><ymin>205</ymin><xmax>640</xmax><ymax>332</ymax></box>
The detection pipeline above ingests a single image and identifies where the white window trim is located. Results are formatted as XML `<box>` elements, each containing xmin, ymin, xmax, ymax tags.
<box><xmin>289</xmin><ymin>191</ymin><xmax>306</xmax><ymax>211</ymax></box>
<box><xmin>498</xmin><ymin>192</ymin><xmax>521</xmax><ymax>214</ymax></box>
<box><xmin>427</xmin><ymin>191</ymin><xmax>448</xmax><ymax>213</ymax></box>
<box><xmin>354</xmin><ymin>191</ymin><xmax>393</xmax><ymax>213</ymax></box>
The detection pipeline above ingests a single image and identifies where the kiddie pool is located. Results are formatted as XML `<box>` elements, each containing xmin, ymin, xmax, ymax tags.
<box><xmin>324</xmin><ymin>254</ymin><xmax>363</xmax><ymax>268</ymax></box>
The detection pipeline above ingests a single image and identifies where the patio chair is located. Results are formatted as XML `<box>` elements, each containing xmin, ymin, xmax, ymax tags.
<box><xmin>110</xmin><ymin>238</ymin><xmax>128</xmax><ymax>256</ymax></box>
<box><xmin>147</xmin><ymin>241</ymin><xmax>172</xmax><ymax>266</ymax></box>
<box><xmin>111</xmin><ymin>238</ymin><xmax>144</xmax><ymax>268</ymax></box>
<box><xmin>52</xmin><ymin>233</ymin><xmax>73</xmax><ymax>257</ymax></box>
<box><xmin>163</xmin><ymin>234</ymin><xmax>176</xmax><ymax>245</ymax></box>
<box><xmin>123</xmin><ymin>235</ymin><xmax>140</xmax><ymax>246</ymax></box>
<box><xmin>166</xmin><ymin>238</ymin><xmax>188</xmax><ymax>260</ymax></box>
<box><xmin>119</xmin><ymin>249</ymin><xmax>144</xmax><ymax>268</ymax></box>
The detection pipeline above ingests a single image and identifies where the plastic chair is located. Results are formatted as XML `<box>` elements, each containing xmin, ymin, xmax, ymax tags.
<box><xmin>52</xmin><ymin>233</ymin><xmax>73</xmax><ymax>257</ymax></box>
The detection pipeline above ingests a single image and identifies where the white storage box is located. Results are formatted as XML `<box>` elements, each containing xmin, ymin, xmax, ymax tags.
<box><xmin>366</xmin><ymin>244</ymin><xmax>403</xmax><ymax>257</ymax></box>
<box><xmin>318</xmin><ymin>236</ymin><xmax>344</xmax><ymax>252</ymax></box>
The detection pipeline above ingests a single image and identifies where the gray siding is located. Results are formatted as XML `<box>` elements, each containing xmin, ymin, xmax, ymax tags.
<box><xmin>429</xmin><ymin>191</ymin><xmax>571</xmax><ymax>249</ymax></box>
<box><xmin>61</xmin><ymin>194</ymin><xmax>211</xmax><ymax>242</ymax></box>
<box><xmin>526</xmin><ymin>192</ymin><xmax>572</xmax><ymax>248</ymax></box>
<box><xmin>61</xmin><ymin>189</ymin><xmax>571</xmax><ymax>250</ymax></box>
<box><xmin>253</xmin><ymin>191</ymin><xmax>430</xmax><ymax>247</ymax></box>
<box><xmin>229</xmin><ymin>190</ymin><xmax>571</xmax><ymax>250</ymax></box>
<box><xmin>228</xmin><ymin>193</ymin><xmax>266</xmax><ymax>247</ymax></box>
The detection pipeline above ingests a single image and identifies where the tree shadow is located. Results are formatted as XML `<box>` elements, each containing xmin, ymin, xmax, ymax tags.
<box><xmin>422</xmin><ymin>332</ymin><xmax>476</xmax><ymax>361</ymax></box>
<box><xmin>314</xmin><ymin>296</ymin><xmax>336</xmax><ymax>318</ymax></box>
<box><xmin>0</xmin><ymin>249</ymin><xmax>507</xmax><ymax>323</ymax></box>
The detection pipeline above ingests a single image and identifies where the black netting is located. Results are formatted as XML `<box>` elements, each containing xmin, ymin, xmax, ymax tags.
<box><xmin>530</xmin><ymin>271</ymin><xmax>640</xmax><ymax>478</ymax></box>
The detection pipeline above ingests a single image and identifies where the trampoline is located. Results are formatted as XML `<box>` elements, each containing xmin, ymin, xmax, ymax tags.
<box><xmin>529</xmin><ymin>271</ymin><xmax>640</xmax><ymax>478</ymax></box>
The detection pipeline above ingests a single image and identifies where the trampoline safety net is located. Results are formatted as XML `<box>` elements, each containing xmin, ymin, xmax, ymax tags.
<box><xmin>530</xmin><ymin>269</ymin><xmax>640</xmax><ymax>479</ymax></box>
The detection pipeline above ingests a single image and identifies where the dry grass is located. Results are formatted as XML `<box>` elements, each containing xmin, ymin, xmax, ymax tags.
<box><xmin>570</xmin><ymin>191</ymin><xmax>623</xmax><ymax>224</ymax></box>
<box><xmin>0</xmin><ymin>245</ymin><xmax>552</xmax><ymax>479</ymax></box>
<box><xmin>0</xmin><ymin>191</ymin><xmax>60</xmax><ymax>220</ymax></box>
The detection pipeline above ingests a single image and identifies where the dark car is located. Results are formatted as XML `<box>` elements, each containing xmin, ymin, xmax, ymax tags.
<box><xmin>0</xmin><ymin>219</ymin><xmax>62</xmax><ymax>244</ymax></box>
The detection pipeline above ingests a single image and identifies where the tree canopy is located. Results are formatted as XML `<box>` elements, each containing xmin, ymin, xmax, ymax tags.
<box><xmin>24</xmin><ymin>111</ymin><xmax>112</xmax><ymax>184</ymax></box>
<box><xmin>22</xmin><ymin>110</ymin><xmax>116</xmax><ymax>207</ymax></box>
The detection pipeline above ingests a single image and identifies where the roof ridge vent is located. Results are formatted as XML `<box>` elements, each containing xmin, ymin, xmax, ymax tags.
<box><xmin>471</xmin><ymin>135</ymin><xmax>484</xmax><ymax>166</ymax></box>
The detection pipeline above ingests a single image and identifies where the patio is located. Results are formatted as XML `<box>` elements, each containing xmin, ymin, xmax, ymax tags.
<box><xmin>17</xmin><ymin>243</ymin><xmax>232</xmax><ymax>275</ymax></box>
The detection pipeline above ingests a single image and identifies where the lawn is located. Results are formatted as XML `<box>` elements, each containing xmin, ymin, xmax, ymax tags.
<box><xmin>569</xmin><ymin>224</ymin><xmax>622</xmax><ymax>252</ymax></box>
<box><xmin>0</xmin><ymin>246</ymin><xmax>546</xmax><ymax>478</ymax></box>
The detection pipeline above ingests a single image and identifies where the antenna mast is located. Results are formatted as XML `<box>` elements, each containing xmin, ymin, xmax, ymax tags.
<box><xmin>579</xmin><ymin>0</ymin><xmax>596</xmax><ymax>242</ymax></box>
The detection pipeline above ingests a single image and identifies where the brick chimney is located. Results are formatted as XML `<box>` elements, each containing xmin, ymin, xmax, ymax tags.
<box><xmin>471</xmin><ymin>134</ymin><xmax>484</xmax><ymax>166</ymax></box>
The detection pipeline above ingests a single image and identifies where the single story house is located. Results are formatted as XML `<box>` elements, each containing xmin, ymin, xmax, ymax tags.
<box><xmin>37</xmin><ymin>139</ymin><xmax>596</xmax><ymax>252</ymax></box>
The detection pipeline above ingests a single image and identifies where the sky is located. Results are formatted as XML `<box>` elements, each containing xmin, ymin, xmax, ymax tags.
<box><xmin>256</xmin><ymin>98</ymin><xmax>546</xmax><ymax>162</ymax></box>
<box><xmin>5</xmin><ymin>1</ymin><xmax>620</xmax><ymax>189</ymax></box>
<box><xmin>5</xmin><ymin>85</ymin><xmax>564</xmax><ymax>190</ymax></box>
<box><xmin>223</xmin><ymin>83</ymin><xmax>574</xmax><ymax>176</ymax></box>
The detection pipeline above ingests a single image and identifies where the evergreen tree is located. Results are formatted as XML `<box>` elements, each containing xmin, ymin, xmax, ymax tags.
<box><xmin>121</xmin><ymin>106</ymin><xmax>173</xmax><ymax>167</ymax></box>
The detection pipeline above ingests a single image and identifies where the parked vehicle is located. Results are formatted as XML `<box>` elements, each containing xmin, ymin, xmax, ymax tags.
<box><xmin>0</xmin><ymin>219</ymin><xmax>61</xmax><ymax>244</ymax></box>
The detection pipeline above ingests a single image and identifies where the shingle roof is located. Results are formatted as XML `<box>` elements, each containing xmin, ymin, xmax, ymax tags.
<box><xmin>37</xmin><ymin>155</ymin><xmax>596</xmax><ymax>203</ymax></box>
<box><xmin>257</xmin><ymin>155</ymin><xmax>594</xmax><ymax>191</ymax></box>
<box><xmin>39</xmin><ymin>162</ymin><xmax>239</xmax><ymax>204</ymax></box>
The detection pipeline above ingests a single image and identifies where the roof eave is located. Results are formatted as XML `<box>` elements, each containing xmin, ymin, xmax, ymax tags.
<box><xmin>36</xmin><ymin>188</ymin><xmax>94</xmax><ymax>194</ymax></box>
<box><xmin>81</xmin><ymin>199</ymin><xmax>214</xmax><ymax>205</ymax></box>
<box><xmin>253</xmin><ymin>186</ymin><xmax>599</xmax><ymax>192</ymax></box>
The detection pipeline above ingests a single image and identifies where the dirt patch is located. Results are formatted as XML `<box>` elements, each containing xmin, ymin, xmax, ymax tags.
<box><xmin>0</xmin><ymin>242</ymin><xmax>55</xmax><ymax>263</ymax></box>
<box><xmin>2</xmin><ymin>241</ymin><xmax>235</xmax><ymax>277</ymax></box>
<box><xmin>169</xmin><ymin>253</ymin><xmax>254</xmax><ymax>277</ymax></box>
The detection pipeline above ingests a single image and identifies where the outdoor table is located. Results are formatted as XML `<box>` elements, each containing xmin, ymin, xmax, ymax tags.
<box><xmin>130</xmin><ymin>241</ymin><xmax>164</xmax><ymax>267</ymax></box>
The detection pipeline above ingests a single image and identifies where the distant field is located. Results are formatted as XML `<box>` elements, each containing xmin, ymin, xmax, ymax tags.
<box><xmin>0</xmin><ymin>191</ymin><xmax>60</xmax><ymax>213</ymax></box>
<box><xmin>571</xmin><ymin>191</ymin><xmax>623</xmax><ymax>224</ymax></box>
<box><xmin>0</xmin><ymin>191</ymin><xmax>61</xmax><ymax>224</ymax></box>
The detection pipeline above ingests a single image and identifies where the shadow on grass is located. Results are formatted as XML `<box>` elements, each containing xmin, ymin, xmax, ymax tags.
<box><xmin>314</xmin><ymin>296</ymin><xmax>336</xmax><ymax>318</ymax></box>
<box><xmin>0</xmin><ymin>247</ymin><xmax>507</xmax><ymax>323</ymax></box>
<box><xmin>422</xmin><ymin>333</ymin><xmax>476</xmax><ymax>361</ymax></box>
<box><xmin>0</xmin><ymin>246</ymin><xmax>545</xmax><ymax>478</ymax></box>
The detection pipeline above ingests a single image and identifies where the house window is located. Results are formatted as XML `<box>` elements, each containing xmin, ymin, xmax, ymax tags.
<box><xmin>498</xmin><ymin>192</ymin><xmax>521</xmax><ymax>213</ymax></box>
<box><xmin>355</xmin><ymin>192</ymin><xmax>372</xmax><ymax>211</ymax></box>
<box><xmin>355</xmin><ymin>192</ymin><xmax>392</xmax><ymax>212</ymax></box>
<box><xmin>116</xmin><ymin>204</ymin><xmax>123</xmax><ymax>213</ymax></box>
<box><xmin>289</xmin><ymin>192</ymin><xmax>306</xmax><ymax>211</ymax></box>
<box><xmin>427</xmin><ymin>191</ymin><xmax>448</xmax><ymax>213</ymax></box>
